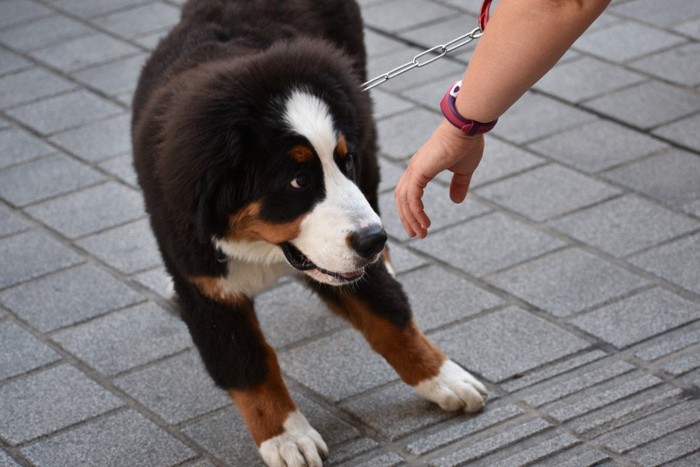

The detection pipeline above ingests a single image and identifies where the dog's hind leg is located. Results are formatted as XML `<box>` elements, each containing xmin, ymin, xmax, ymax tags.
<box><xmin>308</xmin><ymin>262</ymin><xmax>487</xmax><ymax>413</ymax></box>
<box><xmin>177</xmin><ymin>283</ymin><xmax>327</xmax><ymax>467</ymax></box>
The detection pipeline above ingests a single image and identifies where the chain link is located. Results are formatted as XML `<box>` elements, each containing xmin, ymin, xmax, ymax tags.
<box><xmin>360</xmin><ymin>26</ymin><xmax>483</xmax><ymax>92</ymax></box>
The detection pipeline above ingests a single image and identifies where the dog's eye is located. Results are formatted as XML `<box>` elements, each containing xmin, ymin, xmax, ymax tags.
<box><xmin>344</xmin><ymin>154</ymin><xmax>355</xmax><ymax>177</ymax></box>
<box><xmin>290</xmin><ymin>173</ymin><xmax>310</xmax><ymax>190</ymax></box>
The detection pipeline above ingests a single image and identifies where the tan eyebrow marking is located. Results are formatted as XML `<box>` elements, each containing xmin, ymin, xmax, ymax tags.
<box><xmin>289</xmin><ymin>145</ymin><xmax>314</xmax><ymax>163</ymax></box>
<box><xmin>336</xmin><ymin>135</ymin><xmax>348</xmax><ymax>158</ymax></box>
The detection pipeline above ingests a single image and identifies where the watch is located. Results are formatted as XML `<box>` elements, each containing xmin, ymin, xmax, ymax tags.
<box><xmin>440</xmin><ymin>80</ymin><xmax>498</xmax><ymax>136</ymax></box>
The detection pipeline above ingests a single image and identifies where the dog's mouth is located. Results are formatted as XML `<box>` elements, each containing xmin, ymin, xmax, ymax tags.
<box><xmin>281</xmin><ymin>242</ymin><xmax>365</xmax><ymax>284</ymax></box>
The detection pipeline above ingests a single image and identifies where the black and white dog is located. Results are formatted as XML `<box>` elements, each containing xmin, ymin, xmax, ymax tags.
<box><xmin>132</xmin><ymin>1</ymin><xmax>486</xmax><ymax>465</ymax></box>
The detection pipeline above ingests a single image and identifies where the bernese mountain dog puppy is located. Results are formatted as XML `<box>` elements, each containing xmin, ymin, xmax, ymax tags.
<box><xmin>131</xmin><ymin>1</ymin><xmax>487</xmax><ymax>465</ymax></box>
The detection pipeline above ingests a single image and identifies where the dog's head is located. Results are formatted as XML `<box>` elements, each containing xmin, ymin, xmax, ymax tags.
<box><xmin>157</xmin><ymin>38</ymin><xmax>385</xmax><ymax>285</ymax></box>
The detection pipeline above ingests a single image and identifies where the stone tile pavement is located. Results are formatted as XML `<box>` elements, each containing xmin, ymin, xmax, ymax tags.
<box><xmin>1</xmin><ymin>0</ymin><xmax>699</xmax><ymax>465</ymax></box>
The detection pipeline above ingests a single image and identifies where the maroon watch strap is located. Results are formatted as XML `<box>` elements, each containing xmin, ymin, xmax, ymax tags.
<box><xmin>440</xmin><ymin>80</ymin><xmax>498</xmax><ymax>136</ymax></box>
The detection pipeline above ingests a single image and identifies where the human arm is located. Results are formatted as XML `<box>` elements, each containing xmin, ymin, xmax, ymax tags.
<box><xmin>394</xmin><ymin>0</ymin><xmax>611</xmax><ymax>238</ymax></box>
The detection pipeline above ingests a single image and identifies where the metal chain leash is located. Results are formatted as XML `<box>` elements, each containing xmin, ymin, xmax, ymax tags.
<box><xmin>360</xmin><ymin>0</ymin><xmax>493</xmax><ymax>92</ymax></box>
<box><xmin>360</xmin><ymin>26</ymin><xmax>483</xmax><ymax>92</ymax></box>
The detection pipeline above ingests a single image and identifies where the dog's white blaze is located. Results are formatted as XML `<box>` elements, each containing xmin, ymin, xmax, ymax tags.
<box><xmin>283</xmin><ymin>89</ymin><xmax>381</xmax><ymax>274</ymax></box>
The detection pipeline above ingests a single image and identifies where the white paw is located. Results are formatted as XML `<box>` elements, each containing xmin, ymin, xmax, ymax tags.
<box><xmin>414</xmin><ymin>359</ymin><xmax>488</xmax><ymax>413</ymax></box>
<box><xmin>259</xmin><ymin>411</ymin><xmax>328</xmax><ymax>467</ymax></box>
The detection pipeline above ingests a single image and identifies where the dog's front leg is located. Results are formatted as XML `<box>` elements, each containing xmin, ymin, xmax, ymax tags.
<box><xmin>179</xmin><ymin>284</ymin><xmax>327</xmax><ymax>467</ymax></box>
<box><xmin>309</xmin><ymin>262</ymin><xmax>488</xmax><ymax>413</ymax></box>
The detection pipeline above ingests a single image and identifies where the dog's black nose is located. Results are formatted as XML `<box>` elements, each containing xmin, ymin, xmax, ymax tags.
<box><xmin>350</xmin><ymin>225</ymin><xmax>387</xmax><ymax>259</ymax></box>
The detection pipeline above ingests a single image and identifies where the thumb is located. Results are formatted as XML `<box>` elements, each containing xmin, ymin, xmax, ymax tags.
<box><xmin>449</xmin><ymin>172</ymin><xmax>472</xmax><ymax>203</ymax></box>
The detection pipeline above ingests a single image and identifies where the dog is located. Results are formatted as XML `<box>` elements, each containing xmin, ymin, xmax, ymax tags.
<box><xmin>131</xmin><ymin>1</ymin><xmax>487</xmax><ymax>465</ymax></box>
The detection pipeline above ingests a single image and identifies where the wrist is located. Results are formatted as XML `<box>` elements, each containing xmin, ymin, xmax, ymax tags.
<box><xmin>440</xmin><ymin>80</ymin><xmax>498</xmax><ymax>136</ymax></box>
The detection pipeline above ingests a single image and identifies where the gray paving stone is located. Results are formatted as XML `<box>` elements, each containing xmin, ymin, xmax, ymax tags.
<box><xmin>364</xmin><ymin>30</ymin><xmax>405</xmax><ymax>59</ymax></box>
<box><xmin>0</xmin><ymin>127</ymin><xmax>56</xmax><ymax>169</ymax></box>
<box><xmin>566</xmin><ymin>383</ymin><xmax>683</xmax><ymax>437</ymax></box>
<box><xmin>51</xmin><ymin>0</ymin><xmax>148</xmax><ymax>18</ymax></box>
<box><xmin>404</xmin><ymin>400</ymin><xmax>524</xmax><ymax>455</ymax></box>
<box><xmin>256</xmin><ymin>281</ymin><xmax>345</xmax><ymax>349</ymax></box>
<box><xmin>633</xmin><ymin>321</ymin><xmax>700</xmax><ymax>361</ymax></box>
<box><xmin>6</xmin><ymin>90</ymin><xmax>123</xmax><ymax>135</ymax></box>
<box><xmin>432</xmin><ymin>306</ymin><xmax>590</xmax><ymax>382</ymax></box>
<box><xmin>541</xmin><ymin>371</ymin><xmax>664</xmax><ymax>422</ymax></box>
<box><xmin>132</xmin><ymin>266</ymin><xmax>174</xmax><ymax>299</ymax></box>
<box><xmin>572</xmin><ymin>21</ymin><xmax>687</xmax><ymax>62</ymax></box>
<box><xmin>0</xmin><ymin>15</ymin><xmax>93</xmax><ymax>52</ymax></box>
<box><xmin>411</xmin><ymin>212</ymin><xmax>565</xmax><ymax>276</ymax></box>
<box><xmin>429</xmin><ymin>417</ymin><xmax>552</xmax><ymax>467</ymax></box>
<box><xmin>400</xmin><ymin>265</ymin><xmax>503</xmax><ymax>331</ymax></box>
<box><xmin>534</xmin><ymin>56</ymin><xmax>646</xmax><ymax>103</ymax></box>
<box><xmin>21</xmin><ymin>410</ymin><xmax>196</xmax><ymax>467</ymax></box>
<box><xmin>398</xmin><ymin>15</ymin><xmax>477</xmax><ymax>62</ymax></box>
<box><xmin>585</xmin><ymin>81</ymin><xmax>700</xmax><ymax>130</ymax></box>
<box><xmin>571</xmin><ymin>288</ymin><xmax>699</xmax><ymax>348</ymax></box>
<box><xmin>628</xmin><ymin>424</ymin><xmax>700</xmax><ymax>465</ymax></box>
<box><xmin>76</xmin><ymin>219</ymin><xmax>162</xmax><ymax>274</ymax></box>
<box><xmin>95</xmin><ymin>2</ymin><xmax>181</xmax><ymax>39</ymax></box>
<box><xmin>386</xmin><ymin>242</ymin><xmax>428</xmax><ymax>274</ymax></box>
<box><xmin>280</xmin><ymin>329</ymin><xmax>396</xmax><ymax>402</ymax></box>
<box><xmin>0</xmin><ymin>230</ymin><xmax>82</xmax><ymax>289</ymax></box>
<box><xmin>490</xmin><ymin>92</ymin><xmax>596</xmax><ymax>145</ymax></box>
<box><xmin>0</xmin><ymin>203</ymin><xmax>30</xmax><ymax>237</ymax></box>
<box><xmin>476</xmin><ymin>164</ymin><xmax>620</xmax><ymax>222</ymax></box>
<box><xmin>29</xmin><ymin>33</ymin><xmax>140</xmax><ymax>72</ymax></box>
<box><xmin>291</xmin><ymin>390</ymin><xmax>361</xmax><ymax>447</ymax></box>
<box><xmin>114</xmin><ymin>351</ymin><xmax>229</xmax><ymax>424</ymax></box>
<box><xmin>0</xmin><ymin>451</ymin><xmax>21</xmax><ymax>467</ymax></box>
<box><xmin>501</xmin><ymin>350</ymin><xmax>608</xmax><ymax>393</ymax></box>
<box><xmin>630</xmin><ymin>42</ymin><xmax>700</xmax><ymax>87</ymax></box>
<box><xmin>363</xmin><ymin>0</ymin><xmax>456</xmax><ymax>33</ymax></box>
<box><xmin>341</xmin><ymin>382</ymin><xmax>451</xmax><ymax>440</ymax></box>
<box><xmin>0</xmin><ymin>321</ymin><xmax>60</xmax><ymax>380</ymax></box>
<box><xmin>630</xmin><ymin>232</ymin><xmax>700</xmax><ymax>295</ymax></box>
<box><xmin>0</xmin><ymin>0</ymin><xmax>52</xmax><ymax>30</ymax></box>
<box><xmin>99</xmin><ymin>154</ymin><xmax>139</xmax><ymax>187</ymax></box>
<box><xmin>663</xmin><ymin>350</ymin><xmax>700</xmax><ymax>376</ymax></box>
<box><xmin>0</xmin><ymin>264</ymin><xmax>143</xmax><ymax>332</ymax></box>
<box><xmin>73</xmin><ymin>53</ymin><xmax>147</xmax><ymax>98</ymax></box>
<box><xmin>370</xmin><ymin>89</ymin><xmax>414</xmax><ymax>121</ymax></box>
<box><xmin>549</xmin><ymin>195</ymin><xmax>699</xmax><ymax>257</ymax></box>
<box><xmin>471</xmin><ymin>137</ymin><xmax>546</xmax><ymax>187</ymax></box>
<box><xmin>379</xmin><ymin>181</ymin><xmax>491</xmax><ymax>241</ymax></box>
<box><xmin>675</xmin><ymin>17</ymin><xmax>700</xmax><ymax>39</ymax></box>
<box><xmin>612</xmin><ymin>0</ymin><xmax>700</xmax><ymax>27</ymax></box>
<box><xmin>0</xmin><ymin>154</ymin><xmax>104</xmax><ymax>207</ymax></box>
<box><xmin>377</xmin><ymin>156</ymin><xmax>406</xmax><ymax>192</ymax></box>
<box><xmin>51</xmin><ymin>302</ymin><xmax>191</xmax><ymax>375</ymax></box>
<box><xmin>0</xmin><ymin>364</ymin><xmax>123</xmax><ymax>445</ymax></box>
<box><xmin>683</xmin><ymin>198</ymin><xmax>700</xmax><ymax>218</ymax></box>
<box><xmin>654</xmin><ymin>112</ymin><xmax>700</xmax><ymax>153</ymax></box>
<box><xmin>0</xmin><ymin>48</ymin><xmax>30</xmax><ymax>76</ymax></box>
<box><xmin>489</xmin><ymin>248</ymin><xmax>647</xmax><ymax>317</ymax></box>
<box><xmin>537</xmin><ymin>444</ymin><xmax>610</xmax><ymax>467</ymax></box>
<box><xmin>473</xmin><ymin>429</ymin><xmax>579</xmax><ymax>467</ymax></box>
<box><xmin>336</xmin><ymin>450</ymin><xmax>404</xmax><ymax>467</ymax></box>
<box><xmin>325</xmin><ymin>438</ymin><xmax>379</xmax><ymax>466</ymax></box>
<box><xmin>49</xmin><ymin>113</ymin><xmax>131</xmax><ymax>162</ymax></box>
<box><xmin>528</xmin><ymin>119</ymin><xmax>668</xmax><ymax>174</ymax></box>
<box><xmin>26</xmin><ymin>182</ymin><xmax>144</xmax><ymax>238</ymax></box>
<box><xmin>377</xmin><ymin>107</ymin><xmax>443</xmax><ymax>160</ymax></box>
<box><xmin>0</xmin><ymin>68</ymin><xmax>75</xmax><ymax>109</ymax></box>
<box><xmin>182</xmin><ymin>408</ymin><xmax>264</xmax><ymax>467</ymax></box>
<box><xmin>605</xmin><ymin>149</ymin><xmax>700</xmax><ymax>209</ymax></box>
<box><xmin>513</xmin><ymin>358</ymin><xmax>635</xmax><ymax>408</ymax></box>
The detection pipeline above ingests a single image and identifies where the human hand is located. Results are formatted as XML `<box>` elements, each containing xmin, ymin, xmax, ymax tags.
<box><xmin>394</xmin><ymin>120</ymin><xmax>485</xmax><ymax>238</ymax></box>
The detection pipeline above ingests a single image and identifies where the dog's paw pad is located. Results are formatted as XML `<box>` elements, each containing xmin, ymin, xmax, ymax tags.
<box><xmin>414</xmin><ymin>359</ymin><xmax>487</xmax><ymax>413</ymax></box>
<box><xmin>259</xmin><ymin>411</ymin><xmax>328</xmax><ymax>467</ymax></box>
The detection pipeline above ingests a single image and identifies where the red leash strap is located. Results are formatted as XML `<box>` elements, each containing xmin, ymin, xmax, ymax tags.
<box><xmin>479</xmin><ymin>0</ymin><xmax>493</xmax><ymax>32</ymax></box>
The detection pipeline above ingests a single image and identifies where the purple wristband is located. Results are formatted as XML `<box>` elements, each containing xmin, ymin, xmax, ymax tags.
<box><xmin>440</xmin><ymin>80</ymin><xmax>497</xmax><ymax>136</ymax></box>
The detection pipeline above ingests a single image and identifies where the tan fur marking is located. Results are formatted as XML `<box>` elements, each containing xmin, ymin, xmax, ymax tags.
<box><xmin>289</xmin><ymin>144</ymin><xmax>314</xmax><ymax>163</ymax></box>
<box><xmin>190</xmin><ymin>275</ymin><xmax>244</xmax><ymax>305</ymax></box>
<box><xmin>229</xmin><ymin>347</ymin><xmax>296</xmax><ymax>446</ymax></box>
<box><xmin>227</xmin><ymin>201</ymin><xmax>304</xmax><ymax>244</ymax></box>
<box><xmin>330</xmin><ymin>293</ymin><xmax>446</xmax><ymax>386</ymax></box>
<box><xmin>336</xmin><ymin>135</ymin><xmax>348</xmax><ymax>157</ymax></box>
